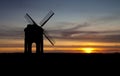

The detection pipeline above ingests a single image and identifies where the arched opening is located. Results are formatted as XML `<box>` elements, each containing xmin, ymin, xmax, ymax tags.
<box><xmin>32</xmin><ymin>43</ymin><xmax>36</xmax><ymax>53</ymax></box>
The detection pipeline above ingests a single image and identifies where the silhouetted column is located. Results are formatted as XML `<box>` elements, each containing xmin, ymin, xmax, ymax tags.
<box><xmin>40</xmin><ymin>34</ymin><xmax>43</xmax><ymax>54</ymax></box>
<box><xmin>24</xmin><ymin>39</ymin><xmax>28</xmax><ymax>53</ymax></box>
<box><xmin>36</xmin><ymin>42</ymin><xmax>40</xmax><ymax>54</ymax></box>
<box><xmin>28</xmin><ymin>42</ymin><xmax>32</xmax><ymax>54</ymax></box>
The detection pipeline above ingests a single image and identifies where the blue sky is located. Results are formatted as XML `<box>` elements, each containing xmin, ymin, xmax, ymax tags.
<box><xmin>0</xmin><ymin>0</ymin><xmax>120</xmax><ymax>53</ymax></box>
<box><xmin>0</xmin><ymin>0</ymin><xmax>120</xmax><ymax>25</ymax></box>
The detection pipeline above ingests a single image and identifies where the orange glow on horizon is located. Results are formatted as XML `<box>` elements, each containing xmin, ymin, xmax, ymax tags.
<box><xmin>1</xmin><ymin>39</ymin><xmax>120</xmax><ymax>53</ymax></box>
<box><xmin>0</xmin><ymin>46</ymin><xmax>120</xmax><ymax>53</ymax></box>
<box><xmin>81</xmin><ymin>47</ymin><xmax>95</xmax><ymax>53</ymax></box>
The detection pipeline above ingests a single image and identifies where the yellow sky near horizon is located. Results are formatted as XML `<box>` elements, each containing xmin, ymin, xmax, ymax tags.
<box><xmin>0</xmin><ymin>38</ymin><xmax>120</xmax><ymax>53</ymax></box>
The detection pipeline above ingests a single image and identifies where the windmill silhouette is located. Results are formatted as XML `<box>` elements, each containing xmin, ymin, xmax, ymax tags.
<box><xmin>24</xmin><ymin>11</ymin><xmax>54</xmax><ymax>54</ymax></box>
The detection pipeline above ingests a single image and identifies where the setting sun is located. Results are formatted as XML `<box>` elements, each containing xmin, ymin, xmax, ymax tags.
<box><xmin>82</xmin><ymin>48</ymin><xmax>95</xmax><ymax>53</ymax></box>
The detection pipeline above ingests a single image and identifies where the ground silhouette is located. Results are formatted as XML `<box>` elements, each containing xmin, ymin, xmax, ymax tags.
<box><xmin>0</xmin><ymin>53</ymin><xmax>120</xmax><ymax>66</ymax></box>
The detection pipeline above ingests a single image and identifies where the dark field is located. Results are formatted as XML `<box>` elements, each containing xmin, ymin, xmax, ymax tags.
<box><xmin>0</xmin><ymin>53</ymin><xmax>120</xmax><ymax>66</ymax></box>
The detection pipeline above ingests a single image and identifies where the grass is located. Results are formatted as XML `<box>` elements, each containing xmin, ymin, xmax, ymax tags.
<box><xmin>0</xmin><ymin>52</ymin><xmax>120</xmax><ymax>65</ymax></box>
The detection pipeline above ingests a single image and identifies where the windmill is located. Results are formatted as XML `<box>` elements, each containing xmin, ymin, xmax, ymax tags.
<box><xmin>24</xmin><ymin>10</ymin><xmax>55</xmax><ymax>54</ymax></box>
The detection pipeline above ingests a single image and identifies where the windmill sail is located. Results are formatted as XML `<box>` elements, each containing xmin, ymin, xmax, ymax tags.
<box><xmin>43</xmin><ymin>31</ymin><xmax>54</xmax><ymax>46</ymax></box>
<box><xmin>24</xmin><ymin>15</ymin><xmax>33</xmax><ymax>24</ymax></box>
<box><xmin>25</xmin><ymin>13</ymin><xmax>38</xmax><ymax>25</ymax></box>
<box><xmin>40</xmin><ymin>10</ymin><xmax>54</xmax><ymax>27</ymax></box>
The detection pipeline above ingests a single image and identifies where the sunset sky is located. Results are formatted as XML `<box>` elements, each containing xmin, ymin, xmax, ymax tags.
<box><xmin>0</xmin><ymin>0</ymin><xmax>120</xmax><ymax>53</ymax></box>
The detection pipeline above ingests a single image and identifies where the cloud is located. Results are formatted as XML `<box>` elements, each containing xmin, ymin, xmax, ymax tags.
<box><xmin>65</xmin><ymin>22</ymin><xmax>89</xmax><ymax>31</ymax></box>
<box><xmin>45</xmin><ymin>14</ymin><xmax>120</xmax><ymax>43</ymax></box>
<box><xmin>0</xmin><ymin>25</ymin><xmax>24</xmax><ymax>39</ymax></box>
<box><xmin>48</xmin><ymin>28</ymin><xmax>120</xmax><ymax>43</ymax></box>
<box><xmin>45</xmin><ymin>45</ymin><xmax>120</xmax><ymax>48</ymax></box>
<box><xmin>1</xmin><ymin>20</ymin><xmax>120</xmax><ymax>44</ymax></box>
<box><xmin>50</xmin><ymin>21</ymin><xmax>89</xmax><ymax>30</ymax></box>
